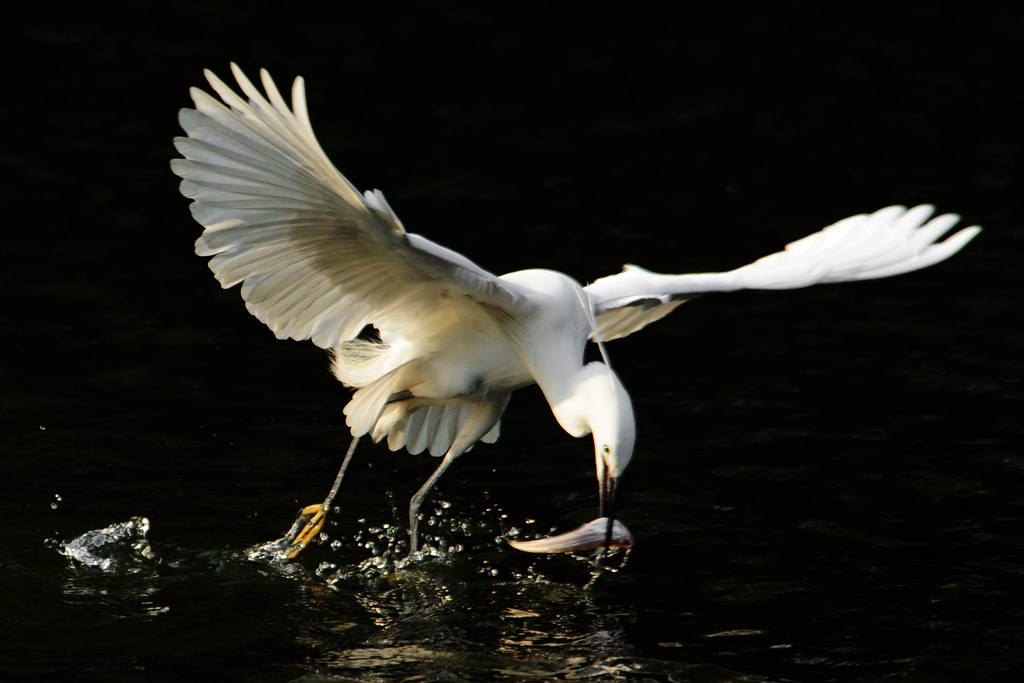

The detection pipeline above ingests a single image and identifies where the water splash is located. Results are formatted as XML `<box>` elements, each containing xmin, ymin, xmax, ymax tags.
<box><xmin>319</xmin><ymin>495</ymin><xmax>516</xmax><ymax>583</ymax></box>
<box><xmin>242</xmin><ymin>535</ymin><xmax>313</xmax><ymax>579</ymax></box>
<box><xmin>50</xmin><ymin>516</ymin><xmax>156</xmax><ymax>572</ymax></box>
<box><xmin>241</xmin><ymin>503</ymin><xmax>333</xmax><ymax>577</ymax></box>
<box><xmin>238</xmin><ymin>493</ymin><xmax>630</xmax><ymax>595</ymax></box>
<box><xmin>244</xmin><ymin>536</ymin><xmax>295</xmax><ymax>564</ymax></box>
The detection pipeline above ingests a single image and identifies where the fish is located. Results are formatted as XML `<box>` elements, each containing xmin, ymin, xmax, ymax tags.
<box><xmin>507</xmin><ymin>517</ymin><xmax>633</xmax><ymax>554</ymax></box>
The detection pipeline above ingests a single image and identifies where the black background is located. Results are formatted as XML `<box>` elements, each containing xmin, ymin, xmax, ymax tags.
<box><xmin>3</xmin><ymin>3</ymin><xmax>1023</xmax><ymax>681</ymax></box>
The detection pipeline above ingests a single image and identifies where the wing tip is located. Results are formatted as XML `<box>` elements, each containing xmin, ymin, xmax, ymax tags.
<box><xmin>948</xmin><ymin>224</ymin><xmax>983</xmax><ymax>248</ymax></box>
<box><xmin>874</xmin><ymin>204</ymin><xmax>908</xmax><ymax>217</ymax></box>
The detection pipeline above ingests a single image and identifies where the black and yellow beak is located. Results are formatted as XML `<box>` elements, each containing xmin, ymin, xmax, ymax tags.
<box><xmin>598</xmin><ymin>473</ymin><xmax>619</xmax><ymax>562</ymax></box>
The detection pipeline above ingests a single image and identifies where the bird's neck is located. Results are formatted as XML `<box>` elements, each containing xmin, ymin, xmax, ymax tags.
<box><xmin>539</xmin><ymin>362</ymin><xmax>609</xmax><ymax>439</ymax></box>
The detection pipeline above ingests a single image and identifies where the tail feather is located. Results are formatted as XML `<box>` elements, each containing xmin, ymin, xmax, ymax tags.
<box><xmin>481</xmin><ymin>418</ymin><xmax>501</xmax><ymax>444</ymax></box>
<box><xmin>340</xmin><ymin>342</ymin><xmax>510</xmax><ymax>455</ymax></box>
<box><xmin>367</xmin><ymin>395</ymin><xmax>509</xmax><ymax>458</ymax></box>
<box><xmin>372</xmin><ymin>402</ymin><xmax>404</xmax><ymax>444</ymax></box>
<box><xmin>397</xmin><ymin>403</ymin><xmax>464</xmax><ymax>457</ymax></box>
<box><xmin>343</xmin><ymin>361</ymin><xmax>419</xmax><ymax>437</ymax></box>
<box><xmin>403</xmin><ymin>406</ymin><xmax>428</xmax><ymax>452</ymax></box>
<box><xmin>431</xmin><ymin>404</ymin><xmax>462</xmax><ymax>457</ymax></box>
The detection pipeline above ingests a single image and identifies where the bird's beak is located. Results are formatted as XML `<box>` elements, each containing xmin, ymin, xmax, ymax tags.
<box><xmin>598</xmin><ymin>472</ymin><xmax>619</xmax><ymax>561</ymax></box>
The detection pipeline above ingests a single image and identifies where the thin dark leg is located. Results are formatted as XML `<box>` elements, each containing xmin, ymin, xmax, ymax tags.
<box><xmin>286</xmin><ymin>436</ymin><xmax>361</xmax><ymax>557</ymax></box>
<box><xmin>405</xmin><ymin>395</ymin><xmax>508</xmax><ymax>557</ymax></box>
<box><xmin>323</xmin><ymin>435</ymin><xmax>362</xmax><ymax>511</ymax></box>
<box><xmin>408</xmin><ymin>450</ymin><xmax>460</xmax><ymax>555</ymax></box>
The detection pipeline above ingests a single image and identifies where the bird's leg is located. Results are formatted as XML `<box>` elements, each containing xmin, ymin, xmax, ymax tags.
<box><xmin>408</xmin><ymin>450</ymin><xmax>461</xmax><ymax>555</ymax></box>
<box><xmin>286</xmin><ymin>435</ymin><xmax>361</xmax><ymax>559</ymax></box>
<box><xmin>407</xmin><ymin>396</ymin><xmax>509</xmax><ymax>556</ymax></box>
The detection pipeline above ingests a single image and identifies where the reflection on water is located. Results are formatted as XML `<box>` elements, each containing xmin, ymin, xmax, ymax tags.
<box><xmin>60</xmin><ymin>572</ymin><xmax>172</xmax><ymax>621</ymax></box>
<box><xmin>48</xmin><ymin>517</ymin><xmax>172</xmax><ymax>621</ymax></box>
<box><xmin>240</xmin><ymin>500</ymin><xmax>752</xmax><ymax>680</ymax></box>
<box><xmin>43</xmin><ymin>504</ymin><xmax>752</xmax><ymax>680</ymax></box>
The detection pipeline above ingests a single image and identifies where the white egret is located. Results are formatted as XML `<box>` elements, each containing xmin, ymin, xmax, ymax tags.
<box><xmin>171</xmin><ymin>64</ymin><xmax>981</xmax><ymax>559</ymax></box>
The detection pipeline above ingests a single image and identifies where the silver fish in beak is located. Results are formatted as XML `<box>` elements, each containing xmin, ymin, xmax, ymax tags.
<box><xmin>508</xmin><ymin>517</ymin><xmax>633</xmax><ymax>554</ymax></box>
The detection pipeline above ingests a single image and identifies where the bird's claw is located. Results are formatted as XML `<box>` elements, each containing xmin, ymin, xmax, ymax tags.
<box><xmin>285</xmin><ymin>503</ymin><xmax>327</xmax><ymax>559</ymax></box>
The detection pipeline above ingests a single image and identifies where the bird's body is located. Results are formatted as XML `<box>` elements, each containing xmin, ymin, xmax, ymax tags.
<box><xmin>172</xmin><ymin>64</ymin><xmax>980</xmax><ymax>558</ymax></box>
<box><xmin>326</xmin><ymin>265</ymin><xmax>631</xmax><ymax>551</ymax></box>
<box><xmin>333</xmin><ymin>267</ymin><xmax>598</xmax><ymax>453</ymax></box>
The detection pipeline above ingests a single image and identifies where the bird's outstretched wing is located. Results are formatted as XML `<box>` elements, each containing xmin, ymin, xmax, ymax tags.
<box><xmin>585</xmin><ymin>205</ymin><xmax>981</xmax><ymax>341</ymax></box>
<box><xmin>172</xmin><ymin>64</ymin><xmax>530</xmax><ymax>349</ymax></box>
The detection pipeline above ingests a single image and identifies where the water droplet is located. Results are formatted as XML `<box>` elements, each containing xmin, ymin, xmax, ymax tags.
<box><xmin>525</xmin><ymin>518</ymin><xmax>536</xmax><ymax>525</ymax></box>
<box><xmin>39</xmin><ymin>425</ymin><xmax>47</xmax><ymax>431</ymax></box>
<box><xmin>440</xmin><ymin>500</ymin><xmax>452</xmax><ymax>509</ymax></box>
<box><xmin>50</xmin><ymin>502</ymin><xmax>58</xmax><ymax>510</ymax></box>
<box><xmin>330</xmin><ymin>540</ymin><xmax>342</xmax><ymax>551</ymax></box>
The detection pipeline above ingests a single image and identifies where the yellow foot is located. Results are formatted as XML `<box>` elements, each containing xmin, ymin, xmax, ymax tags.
<box><xmin>285</xmin><ymin>503</ymin><xmax>327</xmax><ymax>559</ymax></box>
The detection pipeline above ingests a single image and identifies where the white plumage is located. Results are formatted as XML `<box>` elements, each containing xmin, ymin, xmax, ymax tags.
<box><xmin>587</xmin><ymin>205</ymin><xmax>980</xmax><ymax>341</ymax></box>
<box><xmin>172</xmin><ymin>64</ymin><xmax>981</xmax><ymax>556</ymax></box>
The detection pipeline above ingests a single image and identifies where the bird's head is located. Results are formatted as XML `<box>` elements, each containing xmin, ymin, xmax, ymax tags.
<box><xmin>576</xmin><ymin>362</ymin><xmax>635</xmax><ymax>555</ymax></box>
<box><xmin>584</xmin><ymin>363</ymin><xmax>635</xmax><ymax>481</ymax></box>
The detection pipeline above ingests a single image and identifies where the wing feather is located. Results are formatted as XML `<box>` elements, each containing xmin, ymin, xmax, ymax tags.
<box><xmin>587</xmin><ymin>205</ymin><xmax>980</xmax><ymax>342</ymax></box>
<box><xmin>173</xmin><ymin>64</ymin><xmax>529</xmax><ymax>349</ymax></box>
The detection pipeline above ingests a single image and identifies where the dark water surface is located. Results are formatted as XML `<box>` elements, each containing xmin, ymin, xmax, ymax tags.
<box><xmin>5</xmin><ymin>5</ymin><xmax>1024</xmax><ymax>681</ymax></box>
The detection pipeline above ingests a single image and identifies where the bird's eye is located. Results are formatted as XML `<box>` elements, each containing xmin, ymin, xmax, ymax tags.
<box><xmin>602</xmin><ymin>445</ymin><xmax>611</xmax><ymax>455</ymax></box>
